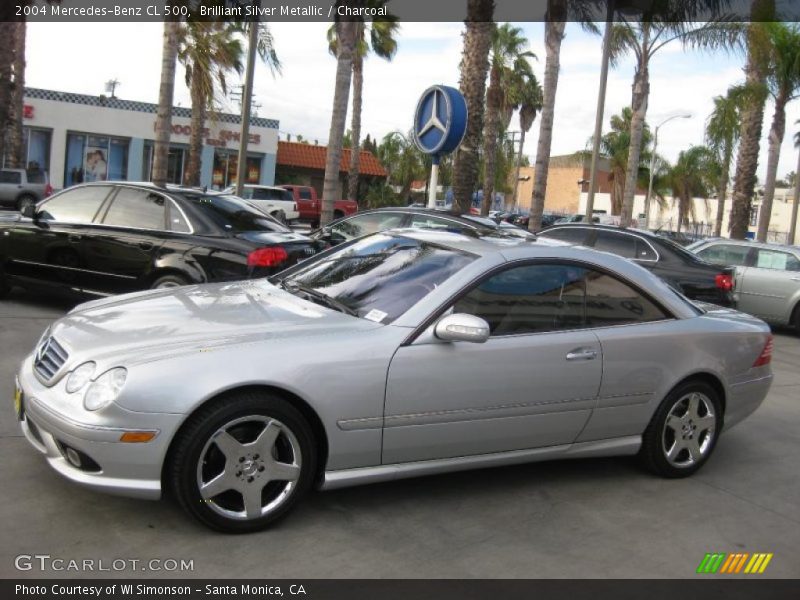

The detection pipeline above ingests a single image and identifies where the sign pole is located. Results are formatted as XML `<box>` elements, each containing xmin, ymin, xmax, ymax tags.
<box><xmin>428</xmin><ymin>156</ymin><xmax>440</xmax><ymax>208</ymax></box>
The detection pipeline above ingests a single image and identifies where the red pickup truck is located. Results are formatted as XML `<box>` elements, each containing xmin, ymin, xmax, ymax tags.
<box><xmin>281</xmin><ymin>185</ymin><xmax>358</xmax><ymax>226</ymax></box>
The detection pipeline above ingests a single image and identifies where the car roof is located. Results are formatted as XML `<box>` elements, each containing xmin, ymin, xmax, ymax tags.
<box><xmin>541</xmin><ymin>222</ymin><xmax>666</xmax><ymax>239</ymax></box>
<box><xmin>694</xmin><ymin>237</ymin><xmax>800</xmax><ymax>253</ymax></box>
<box><xmin>351</xmin><ymin>206</ymin><xmax>498</xmax><ymax>227</ymax></box>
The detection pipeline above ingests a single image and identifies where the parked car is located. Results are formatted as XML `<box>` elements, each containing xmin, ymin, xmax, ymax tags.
<box><xmin>653</xmin><ymin>229</ymin><xmax>706</xmax><ymax>246</ymax></box>
<box><xmin>554</xmin><ymin>214</ymin><xmax>600</xmax><ymax>224</ymax></box>
<box><xmin>281</xmin><ymin>184</ymin><xmax>358</xmax><ymax>227</ymax></box>
<box><xmin>16</xmin><ymin>228</ymin><xmax>773</xmax><ymax>532</ymax></box>
<box><xmin>537</xmin><ymin>224</ymin><xmax>735</xmax><ymax>306</ymax></box>
<box><xmin>222</xmin><ymin>184</ymin><xmax>299</xmax><ymax>223</ymax></box>
<box><xmin>0</xmin><ymin>168</ymin><xmax>53</xmax><ymax>212</ymax></box>
<box><xmin>0</xmin><ymin>182</ymin><xmax>322</xmax><ymax>298</ymax></box>
<box><xmin>687</xmin><ymin>238</ymin><xmax>800</xmax><ymax>333</ymax></box>
<box><xmin>310</xmin><ymin>207</ymin><xmax>531</xmax><ymax>247</ymax></box>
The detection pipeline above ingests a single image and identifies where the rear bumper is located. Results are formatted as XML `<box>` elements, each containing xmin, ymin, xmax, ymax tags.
<box><xmin>724</xmin><ymin>373</ymin><xmax>773</xmax><ymax>431</ymax></box>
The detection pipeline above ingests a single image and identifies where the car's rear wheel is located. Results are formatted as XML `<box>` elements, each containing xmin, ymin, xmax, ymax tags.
<box><xmin>639</xmin><ymin>381</ymin><xmax>721</xmax><ymax>478</ymax></box>
<box><xmin>151</xmin><ymin>273</ymin><xmax>189</xmax><ymax>289</ymax></box>
<box><xmin>333</xmin><ymin>210</ymin><xmax>344</xmax><ymax>220</ymax></box>
<box><xmin>17</xmin><ymin>194</ymin><xmax>36</xmax><ymax>213</ymax></box>
<box><xmin>792</xmin><ymin>303</ymin><xmax>800</xmax><ymax>336</ymax></box>
<box><xmin>169</xmin><ymin>392</ymin><xmax>316</xmax><ymax>533</ymax></box>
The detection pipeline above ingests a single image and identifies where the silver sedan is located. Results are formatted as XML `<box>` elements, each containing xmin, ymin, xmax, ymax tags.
<box><xmin>16</xmin><ymin>230</ymin><xmax>774</xmax><ymax>532</ymax></box>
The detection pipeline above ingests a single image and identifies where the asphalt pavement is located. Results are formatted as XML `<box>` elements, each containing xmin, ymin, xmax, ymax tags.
<box><xmin>1</xmin><ymin>288</ymin><xmax>798</xmax><ymax>579</ymax></box>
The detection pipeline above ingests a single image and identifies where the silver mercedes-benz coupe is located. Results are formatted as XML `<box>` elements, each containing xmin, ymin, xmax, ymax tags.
<box><xmin>16</xmin><ymin>230</ymin><xmax>774</xmax><ymax>532</ymax></box>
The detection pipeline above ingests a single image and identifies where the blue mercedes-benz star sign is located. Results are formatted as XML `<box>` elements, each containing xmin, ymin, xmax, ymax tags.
<box><xmin>413</xmin><ymin>85</ymin><xmax>468</xmax><ymax>157</ymax></box>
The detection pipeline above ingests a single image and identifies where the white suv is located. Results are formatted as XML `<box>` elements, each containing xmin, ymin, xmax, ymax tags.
<box><xmin>224</xmin><ymin>185</ymin><xmax>299</xmax><ymax>223</ymax></box>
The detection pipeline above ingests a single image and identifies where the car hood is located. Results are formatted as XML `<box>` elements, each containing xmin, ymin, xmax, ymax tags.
<box><xmin>49</xmin><ymin>279</ymin><xmax>378</xmax><ymax>366</ymax></box>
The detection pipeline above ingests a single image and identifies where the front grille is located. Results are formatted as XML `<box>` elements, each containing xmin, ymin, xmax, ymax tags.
<box><xmin>33</xmin><ymin>336</ymin><xmax>69</xmax><ymax>382</ymax></box>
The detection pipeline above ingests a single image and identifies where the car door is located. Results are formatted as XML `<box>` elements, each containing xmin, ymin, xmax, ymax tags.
<box><xmin>574</xmin><ymin>268</ymin><xmax>678</xmax><ymax>443</ymax></box>
<box><xmin>736</xmin><ymin>247</ymin><xmax>800</xmax><ymax>323</ymax></box>
<box><xmin>3</xmin><ymin>185</ymin><xmax>113</xmax><ymax>289</ymax></box>
<box><xmin>382</xmin><ymin>262</ymin><xmax>602</xmax><ymax>464</ymax></box>
<box><xmin>81</xmin><ymin>186</ymin><xmax>168</xmax><ymax>294</ymax></box>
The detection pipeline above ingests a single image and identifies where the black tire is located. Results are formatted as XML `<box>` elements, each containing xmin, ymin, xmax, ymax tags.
<box><xmin>639</xmin><ymin>380</ymin><xmax>722</xmax><ymax>478</ymax></box>
<box><xmin>792</xmin><ymin>303</ymin><xmax>800</xmax><ymax>336</ymax></box>
<box><xmin>168</xmin><ymin>391</ymin><xmax>316</xmax><ymax>533</ymax></box>
<box><xmin>333</xmin><ymin>210</ymin><xmax>345</xmax><ymax>220</ymax></box>
<box><xmin>16</xmin><ymin>194</ymin><xmax>36</xmax><ymax>213</ymax></box>
<box><xmin>150</xmin><ymin>273</ymin><xmax>190</xmax><ymax>289</ymax></box>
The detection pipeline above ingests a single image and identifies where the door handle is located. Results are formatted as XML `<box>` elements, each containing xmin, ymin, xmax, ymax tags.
<box><xmin>566</xmin><ymin>348</ymin><xmax>597</xmax><ymax>361</ymax></box>
<box><xmin>138</xmin><ymin>241</ymin><xmax>154</xmax><ymax>250</ymax></box>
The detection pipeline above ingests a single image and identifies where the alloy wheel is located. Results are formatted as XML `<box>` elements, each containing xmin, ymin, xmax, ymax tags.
<box><xmin>661</xmin><ymin>392</ymin><xmax>716</xmax><ymax>468</ymax></box>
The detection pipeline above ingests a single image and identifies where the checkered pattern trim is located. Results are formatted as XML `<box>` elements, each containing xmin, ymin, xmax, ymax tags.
<box><xmin>24</xmin><ymin>87</ymin><xmax>279</xmax><ymax>130</ymax></box>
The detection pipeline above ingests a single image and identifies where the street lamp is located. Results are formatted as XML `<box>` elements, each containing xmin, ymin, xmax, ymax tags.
<box><xmin>643</xmin><ymin>113</ymin><xmax>691</xmax><ymax>230</ymax></box>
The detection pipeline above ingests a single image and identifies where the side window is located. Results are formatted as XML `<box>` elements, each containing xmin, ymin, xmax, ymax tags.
<box><xmin>697</xmin><ymin>244</ymin><xmax>750</xmax><ymax>267</ymax></box>
<box><xmin>634</xmin><ymin>238</ymin><xmax>657</xmax><ymax>261</ymax></box>
<box><xmin>167</xmin><ymin>201</ymin><xmax>191</xmax><ymax>233</ymax></box>
<box><xmin>593</xmin><ymin>231</ymin><xmax>637</xmax><ymax>259</ymax></box>
<box><xmin>409</xmin><ymin>215</ymin><xmax>469</xmax><ymax>233</ymax></box>
<box><xmin>585</xmin><ymin>270</ymin><xmax>668</xmax><ymax>327</ymax></box>
<box><xmin>37</xmin><ymin>186</ymin><xmax>111</xmax><ymax>223</ymax></box>
<box><xmin>299</xmin><ymin>189</ymin><xmax>313</xmax><ymax>200</ymax></box>
<box><xmin>0</xmin><ymin>170</ymin><xmax>22</xmax><ymax>184</ymax></box>
<box><xmin>540</xmin><ymin>227</ymin><xmax>587</xmax><ymax>244</ymax></box>
<box><xmin>453</xmin><ymin>264</ymin><xmax>588</xmax><ymax>336</ymax></box>
<box><xmin>101</xmin><ymin>188</ymin><xmax>166</xmax><ymax>230</ymax></box>
<box><xmin>240</xmin><ymin>188</ymin><xmax>255</xmax><ymax>199</ymax></box>
<box><xmin>330</xmin><ymin>213</ymin><xmax>405</xmax><ymax>241</ymax></box>
<box><xmin>754</xmin><ymin>249</ymin><xmax>800</xmax><ymax>271</ymax></box>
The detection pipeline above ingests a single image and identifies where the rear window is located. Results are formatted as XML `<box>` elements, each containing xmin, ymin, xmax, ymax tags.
<box><xmin>299</xmin><ymin>188</ymin><xmax>313</xmax><ymax>200</ymax></box>
<box><xmin>189</xmin><ymin>194</ymin><xmax>291</xmax><ymax>233</ymax></box>
<box><xmin>26</xmin><ymin>169</ymin><xmax>47</xmax><ymax>184</ymax></box>
<box><xmin>250</xmin><ymin>188</ymin><xmax>293</xmax><ymax>202</ymax></box>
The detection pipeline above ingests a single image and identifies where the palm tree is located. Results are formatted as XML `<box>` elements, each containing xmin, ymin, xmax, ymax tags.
<box><xmin>755</xmin><ymin>23</ymin><xmax>800</xmax><ymax>242</ymax></box>
<box><xmin>481</xmin><ymin>24</ymin><xmax>535</xmax><ymax>215</ymax></box>
<box><xmin>511</xmin><ymin>73</ymin><xmax>543</xmax><ymax>210</ymax></box>
<box><xmin>380</xmin><ymin>130</ymin><xmax>425</xmax><ymax>201</ymax></box>
<box><xmin>609</xmin><ymin>16</ymin><xmax>743</xmax><ymax>227</ymax></box>
<box><xmin>178</xmin><ymin>22</ymin><xmax>245</xmax><ymax>187</ymax></box>
<box><xmin>321</xmin><ymin>11</ymin><xmax>359</xmax><ymax>226</ymax></box>
<box><xmin>328</xmin><ymin>3</ymin><xmax>399</xmax><ymax>205</ymax></box>
<box><xmin>729</xmin><ymin>0</ymin><xmax>775</xmax><ymax>239</ymax></box>
<box><xmin>580</xmin><ymin>107</ymin><xmax>654</xmax><ymax>216</ymax></box>
<box><xmin>451</xmin><ymin>0</ymin><xmax>495</xmax><ymax>214</ymax></box>
<box><xmin>153</xmin><ymin>21</ymin><xmax>181</xmax><ymax>188</ymax></box>
<box><xmin>5</xmin><ymin>22</ymin><xmax>26</xmax><ymax>169</ymax></box>
<box><xmin>705</xmin><ymin>88</ymin><xmax>742</xmax><ymax>237</ymax></box>
<box><xmin>0</xmin><ymin>21</ymin><xmax>16</xmax><ymax>164</ymax></box>
<box><xmin>528</xmin><ymin>0</ymin><xmax>600</xmax><ymax>233</ymax></box>
<box><xmin>663</xmin><ymin>146</ymin><xmax>716</xmax><ymax>233</ymax></box>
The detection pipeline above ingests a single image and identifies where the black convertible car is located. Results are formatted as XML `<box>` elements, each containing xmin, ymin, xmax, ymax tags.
<box><xmin>0</xmin><ymin>182</ymin><xmax>323</xmax><ymax>298</ymax></box>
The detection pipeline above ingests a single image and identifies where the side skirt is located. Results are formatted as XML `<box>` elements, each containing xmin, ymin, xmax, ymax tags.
<box><xmin>320</xmin><ymin>435</ymin><xmax>641</xmax><ymax>491</ymax></box>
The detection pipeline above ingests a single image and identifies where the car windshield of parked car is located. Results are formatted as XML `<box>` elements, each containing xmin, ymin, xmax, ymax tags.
<box><xmin>282</xmin><ymin>233</ymin><xmax>475</xmax><ymax>323</ymax></box>
<box><xmin>189</xmin><ymin>194</ymin><xmax>291</xmax><ymax>233</ymax></box>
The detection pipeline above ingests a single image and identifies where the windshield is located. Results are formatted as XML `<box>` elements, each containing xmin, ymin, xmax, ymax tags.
<box><xmin>656</xmin><ymin>235</ymin><xmax>711</xmax><ymax>265</ymax></box>
<box><xmin>189</xmin><ymin>194</ymin><xmax>291</xmax><ymax>233</ymax></box>
<box><xmin>282</xmin><ymin>233</ymin><xmax>475</xmax><ymax>324</ymax></box>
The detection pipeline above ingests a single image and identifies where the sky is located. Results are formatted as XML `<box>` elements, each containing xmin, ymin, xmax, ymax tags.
<box><xmin>24</xmin><ymin>20</ymin><xmax>800</xmax><ymax>183</ymax></box>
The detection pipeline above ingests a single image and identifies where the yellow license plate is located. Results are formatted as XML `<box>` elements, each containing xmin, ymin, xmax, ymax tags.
<box><xmin>13</xmin><ymin>377</ymin><xmax>24</xmax><ymax>421</ymax></box>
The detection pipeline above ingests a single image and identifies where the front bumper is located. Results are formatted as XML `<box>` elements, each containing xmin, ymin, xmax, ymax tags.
<box><xmin>16</xmin><ymin>361</ymin><xmax>184</xmax><ymax>500</ymax></box>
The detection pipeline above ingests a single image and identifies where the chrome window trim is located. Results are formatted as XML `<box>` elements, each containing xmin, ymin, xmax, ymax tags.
<box><xmin>542</xmin><ymin>226</ymin><xmax>660</xmax><ymax>263</ymax></box>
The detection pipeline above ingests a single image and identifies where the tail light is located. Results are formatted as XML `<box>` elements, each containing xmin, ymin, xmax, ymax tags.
<box><xmin>248</xmin><ymin>247</ymin><xmax>288</xmax><ymax>268</ymax></box>
<box><xmin>715</xmin><ymin>273</ymin><xmax>733</xmax><ymax>292</ymax></box>
<box><xmin>752</xmin><ymin>335</ymin><xmax>773</xmax><ymax>367</ymax></box>
<box><xmin>44</xmin><ymin>183</ymin><xmax>53</xmax><ymax>197</ymax></box>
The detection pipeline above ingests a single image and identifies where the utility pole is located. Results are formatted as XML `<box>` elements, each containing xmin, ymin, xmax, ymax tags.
<box><xmin>235</xmin><ymin>0</ymin><xmax>260</xmax><ymax>197</ymax></box>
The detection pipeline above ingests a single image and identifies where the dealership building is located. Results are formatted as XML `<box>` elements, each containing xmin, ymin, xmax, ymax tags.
<box><xmin>15</xmin><ymin>87</ymin><xmax>279</xmax><ymax>190</ymax></box>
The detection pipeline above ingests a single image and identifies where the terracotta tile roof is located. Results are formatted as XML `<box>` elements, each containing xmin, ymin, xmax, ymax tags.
<box><xmin>277</xmin><ymin>141</ymin><xmax>387</xmax><ymax>177</ymax></box>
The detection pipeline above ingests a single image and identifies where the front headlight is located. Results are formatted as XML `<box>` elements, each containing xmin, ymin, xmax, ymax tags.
<box><xmin>66</xmin><ymin>362</ymin><xmax>96</xmax><ymax>393</ymax></box>
<box><xmin>83</xmin><ymin>368</ymin><xmax>127</xmax><ymax>411</ymax></box>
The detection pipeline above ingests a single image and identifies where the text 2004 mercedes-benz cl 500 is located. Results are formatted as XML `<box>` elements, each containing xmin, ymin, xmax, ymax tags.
<box><xmin>15</xmin><ymin>230</ymin><xmax>774</xmax><ymax>532</ymax></box>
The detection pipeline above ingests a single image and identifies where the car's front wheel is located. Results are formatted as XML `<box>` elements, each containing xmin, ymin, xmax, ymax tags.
<box><xmin>17</xmin><ymin>194</ymin><xmax>36</xmax><ymax>213</ymax></box>
<box><xmin>169</xmin><ymin>391</ymin><xmax>316</xmax><ymax>533</ymax></box>
<box><xmin>639</xmin><ymin>381</ymin><xmax>722</xmax><ymax>478</ymax></box>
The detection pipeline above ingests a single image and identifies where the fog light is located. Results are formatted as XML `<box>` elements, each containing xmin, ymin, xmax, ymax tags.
<box><xmin>65</xmin><ymin>447</ymin><xmax>82</xmax><ymax>468</ymax></box>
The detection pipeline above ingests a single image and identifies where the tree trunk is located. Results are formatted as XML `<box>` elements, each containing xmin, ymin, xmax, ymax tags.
<box><xmin>347</xmin><ymin>52</ymin><xmax>363</xmax><ymax>204</ymax></box>
<box><xmin>529</xmin><ymin>5</ymin><xmax>566</xmax><ymax>232</ymax></box>
<box><xmin>452</xmin><ymin>0</ymin><xmax>494</xmax><ymax>213</ymax></box>
<box><xmin>7</xmin><ymin>22</ymin><xmax>26</xmax><ymax>169</ymax></box>
<box><xmin>714</xmin><ymin>161</ymin><xmax>730</xmax><ymax>237</ymax></box>
<box><xmin>755</xmin><ymin>92</ymin><xmax>787</xmax><ymax>242</ymax></box>
<box><xmin>321</xmin><ymin>19</ymin><xmax>357</xmax><ymax>226</ymax></box>
<box><xmin>0</xmin><ymin>22</ymin><xmax>15</xmax><ymax>165</ymax></box>
<box><xmin>788</xmin><ymin>144</ymin><xmax>800</xmax><ymax>245</ymax></box>
<box><xmin>481</xmin><ymin>63</ymin><xmax>502</xmax><ymax>215</ymax></box>
<box><xmin>153</xmin><ymin>21</ymin><xmax>180</xmax><ymax>187</ymax></box>
<box><xmin>730</xmin><ymin>4</ymin><xmax>773</xmax><ymax>239</ymax></box>
<box><xmin>620</xmin><ymin>25</ymin><xmax>650</xmax><ymax>228</ymax></box>
<box><xmin>183</xmin><ymin>73</ymin><xmax>206</xmax><ymax>188</ymax></box>
<box><xmin>512</xmin><ymin>128</ymin><xmax>526</xmax><ymax>210</ymax></box>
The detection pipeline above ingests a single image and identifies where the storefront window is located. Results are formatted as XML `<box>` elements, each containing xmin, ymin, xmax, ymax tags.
<box><xmin>143</xmin><ymin>143</ymin><xmax>185</xmax><ymax>185</ymax></box>
<box><xmin>65</xmin><ymin>133</ymin><xmax>129</xmax><ymax>187</ymax></box>
<box><xmin>1</xmin><ymin>127</ymin><xmax>51</xmax><ymax>173</ymax></box>
<box><xmin>212</xmin><ymin>150</ymin><xmax>262</xmax><ymax>189</ymax></box>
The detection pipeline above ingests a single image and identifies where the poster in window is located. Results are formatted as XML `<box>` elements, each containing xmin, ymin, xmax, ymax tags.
<box><xmin>84</xmin><ymin>136</ymin><xmax>109</xmax><ymax>182</ymax></box>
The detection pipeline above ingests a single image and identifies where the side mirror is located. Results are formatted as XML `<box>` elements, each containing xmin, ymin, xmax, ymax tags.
<box><xmin>434</xmin><ymin>313</ymin><xmax>491</xmax><ymax>344</ymax></box>
<box><xmin>21</xmin><ymin>204</ymin><xmax>36</xmax><ymax>219</ymax></box>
